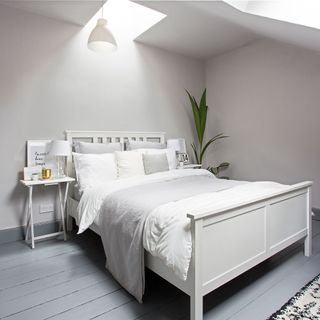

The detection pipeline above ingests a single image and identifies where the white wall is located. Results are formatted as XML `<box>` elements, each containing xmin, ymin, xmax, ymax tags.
<box><xmin>205</xmin><ymin>39</ymin><xmax>320</xmax><ymax>207</ymax></box>
<box><xmin>0</xmin><ymin>4</ymin><xmax>204</xmax><ymax>230</ymax></box>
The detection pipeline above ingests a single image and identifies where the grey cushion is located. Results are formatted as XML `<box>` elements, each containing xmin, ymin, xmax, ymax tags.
<box><xmin>126</xmin><ymin>141</ymin><xmax>166</xmax><ymax>151</ymax></box>
<box><xmin>74</xmin><ymin>141</ymin><xmax>122</xmax><ymax>154</ymax></box>
<box><xmin>143</xmin><ymin>153</ymin><xmax>169</xmax><ymax>175</ymax></box>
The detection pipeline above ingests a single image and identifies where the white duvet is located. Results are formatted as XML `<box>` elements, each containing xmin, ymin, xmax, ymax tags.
<box><xmin>78</xmin><ymin>169</ymin><xmax>215</xmax><ymax>233</ymax></box>
<box><xmin>78</xmin><ymin>169</ymin><xmax>289</xmax><ymax>280</ymax></box>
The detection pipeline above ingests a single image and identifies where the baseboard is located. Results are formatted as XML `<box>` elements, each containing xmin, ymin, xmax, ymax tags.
<box><xmin>0</xmin><ymin>221</ymin><xmax>60</xmax><ymax>245</ymax></box>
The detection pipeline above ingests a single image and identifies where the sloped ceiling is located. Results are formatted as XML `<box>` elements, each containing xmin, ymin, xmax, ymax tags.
<box><xmin>134</xmin><ymin>1</ymin><xmax>259</xmax><ymax>59</ymax></box>
<box><xmin>0</xmin><ymin>0</ymin><xmax>102</xmax><ymax>26</ymax></box>
<box><xmin>135</xmin><ymin>1</ymin><xmax>320</xmax><ymax>60</ymax></box>
<box><xmin>3</xmin><ymin>1</ymin><xmax>320</xmax><ymax>59</ymax></box>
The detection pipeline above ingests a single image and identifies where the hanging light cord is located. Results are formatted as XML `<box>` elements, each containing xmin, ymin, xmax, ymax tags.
<box><xmin>101</xmin><ymin>0</ymin><xmax>105</xmax><ymax>18</ymax></box>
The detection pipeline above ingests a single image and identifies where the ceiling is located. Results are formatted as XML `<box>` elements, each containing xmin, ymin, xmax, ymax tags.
<box><xmin>0</xmin><ymin>0</ymin><xmax>102</xmax><ymax>26</ymax></box>
<box><xmin>134</xmin><ymin>1</ymin><xmax>259</xmax><ymax>60</ymax></box>
<box><xmin>135</xmin><ymin>1</ymin><xmax>320</xmax><ymax>60</ymax></box>
<box><xmin>3</xmin><ymin>0</ymin><xmax>320</xmax><ymax>59</ymax></box>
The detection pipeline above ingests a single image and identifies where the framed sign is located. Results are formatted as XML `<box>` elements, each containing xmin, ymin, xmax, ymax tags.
<box><xmin>27</xmin><ymin>140</ymin><xmax>53</xmax><ymax>167</ymax></box>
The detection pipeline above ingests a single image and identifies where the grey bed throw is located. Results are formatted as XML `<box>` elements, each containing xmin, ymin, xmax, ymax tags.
<box><xmin>99</xmin><ymin>175</ymin><xmax>244</xmax><ymax>302</ymax></box>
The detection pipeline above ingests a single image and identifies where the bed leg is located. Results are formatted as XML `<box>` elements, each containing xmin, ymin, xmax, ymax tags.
<box><xmin>190</xmin><ymin>218</ymin><xmax>203</xmax><ymax>320</ymax></box>
<box><xmin>305</xmin><ymin>234</ymin><xmax>312</xmax><ymax>257</ymax></box>
<box><xmin>191</xmin><ymin>293</ymin><xmax>203</xmax><ymax>320</ymax></box>
<box><xmin>304</xmin><ymin>187</ymin><xmax>312</xmax><ymax>257</ymax></box>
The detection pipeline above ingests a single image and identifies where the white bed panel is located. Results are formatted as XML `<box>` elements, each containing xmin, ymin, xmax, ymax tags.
<box><xmin>269</xmin><ymin>193</ymin><xmax>307</xmax><ymax>250</ymax></box>
<box><xmin>202</xmin><ymin>207</ymin><xmax>266</xmax><ymax>286</ymax></box>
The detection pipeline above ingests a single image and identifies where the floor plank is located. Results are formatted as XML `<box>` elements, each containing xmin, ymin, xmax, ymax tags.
<box><xmin>92</xmin><ymin>283</ymin><xmax>181</xmax><ymax>320</ymax></box>
<box><xmin>0</xmin><ymin>270</ymin><xmax>111</xmax><ymax>318</ymax></box>
<box><xmin>0</xmin><ymin>261</ymin><xmax>105</xmax><ymax>303</ymax></box>
<box><xmin>0</xmin><ymin>251</ymin><xmax>102</xmax><ymax>290</ymax></box>
<box><xmin>0</xmin><ymin>221</ymin><xmax>318</xmax><ymax>320</ymax></box>
<box><xmin>228</xmin><ymin>252</ymin><xmax>320</xmax><ymax>320</ymax></box>
<box><xmin>4</xmin><ymin>279</ymin><xmax>121</xmax><ymax>320</ymax></box>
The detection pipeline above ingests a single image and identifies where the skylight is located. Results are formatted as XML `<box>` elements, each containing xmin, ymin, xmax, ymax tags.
<box><xmin>224</xmin><ymin>0</ymin><xmax>320</xmax><ymax>30</ymax></box>
<box><xmin>101</xmin><ymin>0</ymin><xmax>166</xmax><ymax>40</ymax></box>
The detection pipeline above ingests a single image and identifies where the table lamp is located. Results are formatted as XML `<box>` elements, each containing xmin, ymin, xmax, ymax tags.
<box><xmin>49</xmin><ymin>140</ymin><xmax>71</xmax><ymax>178</ymax></box>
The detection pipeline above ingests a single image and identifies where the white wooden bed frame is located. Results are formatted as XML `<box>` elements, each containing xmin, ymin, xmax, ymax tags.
<box><xmin>65</xmin><ymin>130</ymin><xmax>312</xmax><ymax>320</ymax></box>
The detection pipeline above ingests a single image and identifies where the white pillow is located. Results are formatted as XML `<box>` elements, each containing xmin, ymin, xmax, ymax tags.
<box><xmin>115</xmin><ymin>151</ymin><xmax>145</xmax><ymax>179</ymax></box>
<box><xmin>126</xmin><ymin>141</ymin><xmax>166</xmax><ymax>151</ymax></box>
<box><xmin>73</xmin><ymin>153</ymin><xmax>117</xmax><ymax>192</ymax></box>
<box><xmin>137</xmin><ymin>148</ymin><xmax>177</xmax><ymax>170</ymax></box>
<box><xmin>74</xmin><ymin>141</ymin><xmax>122</xmax><ymax>154</ymax></box>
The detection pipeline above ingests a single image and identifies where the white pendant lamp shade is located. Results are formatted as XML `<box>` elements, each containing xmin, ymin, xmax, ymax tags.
<box><xmin>88</xmin><ymin>18</ymin><xmax>117</xmax><ymax>53</ymax></box>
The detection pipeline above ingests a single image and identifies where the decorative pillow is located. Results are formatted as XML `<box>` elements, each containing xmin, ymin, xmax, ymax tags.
<box><xmin>73</xmin><ymin>152</ymin><xmax>117</xmax><ymax>192</ymax></box>
<box><xmin>115</xmin><ymin>151</ymin><xmax>145</xmax><ymax>179</ymax></box>
<box><xmin>137</xmin><ymin>148</ymin><xmax>177</xmax><ymax>170</ymax></box>
<box><xmin>143</xmin><ymin>153</ymin><xmax>169</xmax><ymax>175</ymax></box>
<box><xmin>125</xmin><ymin>141</ymin><xmax>166</xmax><ymax>151</ymax></box>
<box><xmin>74</xmin><ymin>141</ymin><xmax>122</xmax><ymax>154</ymax></box>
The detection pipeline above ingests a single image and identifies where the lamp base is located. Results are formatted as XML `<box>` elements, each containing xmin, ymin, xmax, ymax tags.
<box><xmin>56</xmin><ymin>156</ymin><xmax>66</xmax><ymax>179</ymax></box>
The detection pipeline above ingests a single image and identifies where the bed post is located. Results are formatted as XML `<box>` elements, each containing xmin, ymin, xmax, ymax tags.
<box><xmin>190</xmin><ymin>217</ymin><xmax>203</xmax><ymax>320</ymax></box>
<box><xmin>304</xmin><ymin>186</ymin><xmax>312</xmax><ymax>257</ymax></box>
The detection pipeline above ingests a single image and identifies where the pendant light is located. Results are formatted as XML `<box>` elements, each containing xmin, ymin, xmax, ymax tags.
<box><xmin>88</xmin><ymin>0</ymin><xmax>117</xmax><ymax>53</ymax></box>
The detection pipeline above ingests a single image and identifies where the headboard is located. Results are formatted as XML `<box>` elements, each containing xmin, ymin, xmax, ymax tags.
<box><xmin>65</xmin><ymin>130</ymin><xmax>166</xmax><ymax>177</ymax></box>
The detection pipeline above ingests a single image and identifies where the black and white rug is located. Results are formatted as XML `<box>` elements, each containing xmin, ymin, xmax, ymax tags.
<box><xmin>268</xmin><ymin>273</ymin><xmax>320</xmax><ymax>320</ymax></box>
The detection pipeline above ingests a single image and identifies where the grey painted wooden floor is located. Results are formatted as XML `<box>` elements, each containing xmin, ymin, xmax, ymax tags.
<box><xmin>0</xmin><ymin>220</ymin><xmax>319</xmax><ymax>320</ymax></box>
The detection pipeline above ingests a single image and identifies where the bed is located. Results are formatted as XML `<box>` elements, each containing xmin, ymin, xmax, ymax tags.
<box><xmin>65</xmin><ymin>130</ymin><xmax>312</xmax><ymax>320</ymax></box>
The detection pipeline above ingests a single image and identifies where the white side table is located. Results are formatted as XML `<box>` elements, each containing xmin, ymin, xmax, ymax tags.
<box><xmin>177</xmin><ymin>164</ymin><xmax>202</xmax><ymax>169</ymax></box>
<box><xmin>20</xmin><ymin>177</ymin><xmax>75</xmax><ymax>249</ymax></box>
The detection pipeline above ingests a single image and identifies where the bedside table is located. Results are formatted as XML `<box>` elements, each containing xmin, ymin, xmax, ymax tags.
<box><xmin>177</xmin><ymin>164</ymin><xmax>202</xmax><ymax>169</ymax></box>
<box><xmin>20</xmin><ymin>176</ymin><xmax>75</xmax><ymax>249</ymax></box>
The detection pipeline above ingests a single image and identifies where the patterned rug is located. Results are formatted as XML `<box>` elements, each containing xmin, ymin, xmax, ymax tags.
<box><xmin>268</xmin><ymin>273</ymin><xmax>320</xmax><ymax>320</ymax></box>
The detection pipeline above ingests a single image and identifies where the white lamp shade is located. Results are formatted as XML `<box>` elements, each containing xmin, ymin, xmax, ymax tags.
<box><xmin>167</xmin><ymin>138</ymin><xmax>186</xmax><ymax>153</ymax></box>
<box><xmin>49</xmin><ymin>140</ymin><xmax>71</xmax><ymax>157</ymax></box>
<box><xmin>88</xmin><ymin>18</ymin><xmax>117</xmax><ymax>53</ymax></box>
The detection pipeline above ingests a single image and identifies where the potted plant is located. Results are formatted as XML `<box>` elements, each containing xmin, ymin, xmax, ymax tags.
<box><xmin>186</xmin><ymin>89</ymin><xmax>229</xmax><ymax>177</ymax></box>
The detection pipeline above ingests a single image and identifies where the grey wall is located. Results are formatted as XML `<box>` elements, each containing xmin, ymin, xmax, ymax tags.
<box><xmin>0</xmin><ymin>5</ymin><xmax>204</xmax><ymax>230</ymax></box>
<box><xmin>205</xmin><ymin>39</ymin><xmax>320</xmax><ymax>207</ymax></box>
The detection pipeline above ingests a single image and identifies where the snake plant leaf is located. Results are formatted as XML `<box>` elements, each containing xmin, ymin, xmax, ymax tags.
<box><xmin>198</xmin><ymin>89</ymin><xmax>207</xmax><ymax>146</ymax></box>
<box><xmin>186</xmin><ymin>90</ymin><xmax>202</xmax><ymax>144</ymax></box>
<box><xmin>198</xmin><ymin>107</ymin><xmax>207</xmax><ymax>147</ymax></box>
<box><xmin>200</xmin><ymin>88</ymin><xmax>206</xmax><ymax>108</ymax></box>
<box><xmin>191</xmin><ymin>142</ymin><xmax>200</xmax><ymax>164</ymax></box>
<box><xmin>200</xmin><ymin>133</ymin><xmax>229</xmax><ymax>163</ymax></box>
<box><xmin>192</xmin><ymin>97</ymin><xmax>202</xmax><ymax>144</ymax></box>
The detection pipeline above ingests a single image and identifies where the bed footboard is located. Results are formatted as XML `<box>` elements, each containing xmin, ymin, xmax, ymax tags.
<box><xmin>187</xmin><ymin>182</ymin><xmax>312</xmax><ymax>320</ymax></box>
